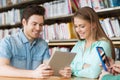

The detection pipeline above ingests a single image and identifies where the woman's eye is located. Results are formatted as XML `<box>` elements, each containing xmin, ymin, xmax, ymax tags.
<box><xmin>74</xmin><ymin>26</ymin><xmax>77</xmax><ymax>28</ymax></box>
<box><xmin>81</xmin><ymin>26</ymin><xmax>85</xmax><ymax>28</ymax></box>
<box><xmin>80</xmin><ymin>25</ymin><xmax>85</xmax><ymax>28</ymax></box>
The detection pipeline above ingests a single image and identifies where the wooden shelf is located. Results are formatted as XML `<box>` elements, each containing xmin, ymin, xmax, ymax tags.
<box><xmin>112</xmin><ymin>41</ymin><xmax>120</xmax><ymax>48</ymax></box>
<box><xmin>48</xmin><ymin>42</ymin><xmax>76</xmax><ymax>46</ymax></box>
<box><xmin>113</xmin><ymin>41</ymin><xmax>120</xmax><ymax>45</ymax></box>
<box><xmin>110</xmin><ymin>37</ymin><xmax>120</xmax><ymax>41</ymax></box>
<box><xmin>48</xmin><ymin>39</ymin><xmax>120</xmax><ymax>48</ymax></box>
<box><xmin>0</xmin><ymin>0</ymin><xmax>55</xmax><ymax>12</ymax></box>
<box><xmin>0</xmin><ymin>23</ymin><xmax>21</xmax><ymax>29</ymax></box>
<box><xmin>48</xmin><ymin>39</ymin><xmax>77</xmax><ymax>46</ymax></box>
<box><xmin>96</xmin><ymin>6</ymin><xmax>120</xmax><ymax>13</ymax></box>
<box><xmin>96</xmin><ymin>6</ymin><xmax>120</xmax><ymax>17</ymax></box>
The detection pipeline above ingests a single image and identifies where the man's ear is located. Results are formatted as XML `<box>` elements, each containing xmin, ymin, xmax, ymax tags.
<box><xmin>22</xmin><ymin>19</ymin><xmax>27</xmax><ymax>26</ymax></box>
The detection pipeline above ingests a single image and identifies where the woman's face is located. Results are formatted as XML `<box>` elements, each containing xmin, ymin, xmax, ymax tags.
<box><xmin>74</xmin><ymin>17</ymin><xmax>92</xmax><ymax>40</ymax></box>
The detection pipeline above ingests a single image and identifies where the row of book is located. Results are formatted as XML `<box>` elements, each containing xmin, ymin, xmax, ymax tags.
<box><xmin>0</xmin><ymin>0</ymin><xmax>31</xmax><ymax>8</ymax></box>
<box><xmin>43</xmin><ymin>0</ymin><xmax>72</xmax><ymax>18</ymax></box>
<box><xmin>0</xmin><ymin>17</ymin><xmax>120</xmax><ymax>39</ymax></box>
<box><xmin>1</xmin><ymin>0</ymin><xmax>120</xmax><ymax>10</ymax></box>
<box><xmin>0</xmin><ymin>28</ymin><xmax>20</xmax><ymax>39</ymax></box>
<box><xmin>43</xmin><ymin>0</ymin><xmax>120</xmax><ymax>18</ymax></box>
<box><xmin>100</xmin><ymin>17</ymin><xmax>120</xmax><ymax>38</ymax></box>
<box><xmin>72</xmin><ymin>0</ymin><xmax>120</xmax><ymax>11</ymax></box>
<box><xmin>0</xmin><ymin>8</ymin><xmax>21</xmax><ymax>26</ymax></box>
<box><xmin>0</xmin><ymin>0</ymin><xmax>120</xmax><ymax>26</ymax></box>
<box><xmin>42</xmin><ymin>22</ymin><xmax>76</xmax><ymax>40</ymax></box>
<box><xmin>42</xmin><ymin>17</ymin><xmax>120</xmax><ymax>40</ymax></box>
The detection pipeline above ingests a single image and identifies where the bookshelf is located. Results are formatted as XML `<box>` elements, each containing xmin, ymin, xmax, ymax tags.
<box><xmin>0</xmin><ymin>0</ymin><xmax>55</xmax><ymax>12</ymax></box>
<box><xmin>0</xmin><ymin>0</ymin><xmax>120</xmax><ymax>48</ymax></box>
<box><xmin>48</xmin><ymin>38</ymin><xmax>120</xmax><ymax>48</ymax></box>
<box><xmin>96</xmin><ymin>6</ymin><xmax>120</xmax><ymax>17</ymax></box>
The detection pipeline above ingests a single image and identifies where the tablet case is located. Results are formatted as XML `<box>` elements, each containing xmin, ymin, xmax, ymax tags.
<box><xmin>47</xmin><ymin>51</ymin><xmax>76</xmax><ymax>76</ymax></box>
<box><xmin>96</xmin><ymin>47</ymin><xmax>108</xmax><ymax>71</ymax></box>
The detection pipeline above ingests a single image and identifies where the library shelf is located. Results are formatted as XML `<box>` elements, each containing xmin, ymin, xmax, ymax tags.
<box><xmin>0</xmin><ymin>0</ymin><xmax>55</xmax><ymax>12</ymax></box>
<box><xmin>1</xmin><ymin>6</ymin><xmax>120</xmax><ymax>28</ymax></box>
<box><xmin>48</xmin><ymin>39</ymin><xmax>120</xmax><ymax>48</ymax></box>
<box><xmin>110</xmin><ymin>37</ymin><xmax>120</xmax><ymax>41</ymax></box>
<box><xmin>96</xmin><ymin>6</ymin><xmax>120</xmax><ymax>17</ymax></box>
<box><xmin>0</xmin><ymin>0</ymin><xmax>120</xmax><ymax>48</ymax></box>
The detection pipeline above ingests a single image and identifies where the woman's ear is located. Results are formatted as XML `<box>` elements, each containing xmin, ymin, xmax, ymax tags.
<box><xmin>92</xmin><ymin>23</ymin><xmax>97</xmax><ymax>29</ymax></box>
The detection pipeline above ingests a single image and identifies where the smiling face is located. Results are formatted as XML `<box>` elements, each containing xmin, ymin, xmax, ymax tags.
<box><xmin>22</xmin><ymin>15</ymin><xmax>44</xmax><ymax>42</ymax></box>
<box><xmin>74</xmin><ymin>17</ymin><xmax>92</xmax><ymax>40</ymax></box>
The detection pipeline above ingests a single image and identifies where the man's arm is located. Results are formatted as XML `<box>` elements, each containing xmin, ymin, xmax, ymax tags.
<box><xmin>0</xmin><ymin>58</ymin><xmax>53</xmax><ymax>78</ymax></box>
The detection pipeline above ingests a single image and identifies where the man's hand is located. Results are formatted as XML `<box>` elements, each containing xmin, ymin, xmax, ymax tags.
<box><xmin>32</xmin><ymin>64</ymin><xmax>53</xmax><ymax>79</ymax></box>
<box><xmin>59</xmin><ymin>66</ymin><xmax>71</xmax><ymax>78</ymax></box>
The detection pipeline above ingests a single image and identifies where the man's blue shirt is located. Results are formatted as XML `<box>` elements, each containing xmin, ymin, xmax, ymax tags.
<box><xmin>0</xmin><ymin>29</ymin><xmax>50</xmax><ymax>70</ymax></box>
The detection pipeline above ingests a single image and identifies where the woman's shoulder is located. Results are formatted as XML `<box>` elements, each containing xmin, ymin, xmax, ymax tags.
<box><xmin>96</xmin><ymin>40</ymin><xmax>110</xmax><ymax>46</ymax></box>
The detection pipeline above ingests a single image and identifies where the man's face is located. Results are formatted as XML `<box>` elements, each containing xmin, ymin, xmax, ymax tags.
<box><xmin>22</xmin><ymin>15</ymin><xmax>44</xmax><ymax>41</ymax></box>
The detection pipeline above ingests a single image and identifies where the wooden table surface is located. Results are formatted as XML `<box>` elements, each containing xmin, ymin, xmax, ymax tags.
<box><xmin>0</xmin><ymin>76</ymin><xmax>98</xmax><ymax>80</ymax></box>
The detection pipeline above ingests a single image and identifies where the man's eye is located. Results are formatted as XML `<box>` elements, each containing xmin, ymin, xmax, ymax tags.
<box><xmin>39</xmin><ymin>24</ymin><xmax>43</xmax><ymax>27</ymax></box>
<box><xmin>33</xmin><ymin>23</ymin><xmax>37</xmax><ymax>26</ymax></box>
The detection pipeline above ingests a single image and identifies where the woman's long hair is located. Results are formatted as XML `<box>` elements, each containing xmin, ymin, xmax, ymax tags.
<box><xmin>72</xmin><ymin>7</ymin><xmax>115</xmax><ymax>60</ymax></box>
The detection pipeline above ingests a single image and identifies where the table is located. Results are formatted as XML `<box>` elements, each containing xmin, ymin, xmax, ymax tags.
<box><xmin>0</xmin><ymin>76</ymin><xmax>98</xmax><ymax>80</ymax></box>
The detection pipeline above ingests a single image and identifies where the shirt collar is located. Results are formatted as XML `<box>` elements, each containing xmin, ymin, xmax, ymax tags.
<box><xmin>19</xmin><ymin>29</ymin><xmax>38</xmax><ymax>45</ymax></box>
<box><xmin>19</xmin><ymin>29</ymin><xmax>29</xmax><ymax>43</ymax></box>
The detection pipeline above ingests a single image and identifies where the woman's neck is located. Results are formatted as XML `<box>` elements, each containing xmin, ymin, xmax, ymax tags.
<box><xmin>84</xmin><ymin>39</ymin><xmax>96</xmax><ymax>51</ymax></box>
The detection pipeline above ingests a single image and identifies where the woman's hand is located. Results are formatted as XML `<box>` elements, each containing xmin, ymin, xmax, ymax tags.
<box><xmin>99</xmin><ymin>70</ymin><xmax>110</xmax><ymax>80</ymax></box>
<box><xmin>110</xmin><ymin>64</ymin><xmax>120</xmax><ymax>75</ymax></box>
<box><xmin>59</xmin><ymin>66</ymin><xmax>72</xmax><ymax>78</ymax></box>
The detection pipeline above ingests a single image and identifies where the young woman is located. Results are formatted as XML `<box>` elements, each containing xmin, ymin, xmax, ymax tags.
<box><xmin>70</xmin><ymin>7</ymin><xmax>115</xmax><ymax>78</ymax></box>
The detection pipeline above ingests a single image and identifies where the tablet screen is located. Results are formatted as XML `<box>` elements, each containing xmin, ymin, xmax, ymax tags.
<box><xmin>47</xmin><ymin>51</ymin><xmax>76</xmax><ymax>76</ymax></box>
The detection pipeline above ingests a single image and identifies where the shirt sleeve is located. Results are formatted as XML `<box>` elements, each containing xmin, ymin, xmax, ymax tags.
<box><xmin>99</xmin><ymin>41</ymin><xmax>112</xmax><ymax>58</ymax></box>
<box><xmin>42</xmin><ymin>43</ymin><xmax>50</xmax><ymax>61</ymax></box>
<box><xmin>0</xmin><ymin>37</ymin><xmax>12</xmax><ymax>59</ymax></box>
<box><xmin>102</xmin><ymin>74</ymin><xmax>120</xmax><ymax>80</ymax></box>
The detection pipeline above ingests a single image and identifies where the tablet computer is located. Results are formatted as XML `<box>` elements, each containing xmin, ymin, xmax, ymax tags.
<box><xmin>96</xmin><ymin>47</ymin><xmax>110</xmax><ymax>71</ymax></box>
<box><xmin>47</xmin><ymin>51</ymin><xmax>76</xmax><ymax>76</ymax></box>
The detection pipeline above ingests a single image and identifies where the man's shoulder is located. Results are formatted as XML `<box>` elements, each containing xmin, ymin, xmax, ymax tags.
<box><xmin>0</xmin><ymin>32</ymin><xmax>19</xmax><ymax>44</ymax></box>
<box><xmin>37</xmin><ymin>38</ymin><xmax>48</xmax><ymax>45</ymax></box>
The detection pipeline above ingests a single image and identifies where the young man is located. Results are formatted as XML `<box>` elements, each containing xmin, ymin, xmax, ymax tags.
<box><xmin>0</xmin><ymin>5</ymin><xmax>71</xmax><ymax>78</ymax></box>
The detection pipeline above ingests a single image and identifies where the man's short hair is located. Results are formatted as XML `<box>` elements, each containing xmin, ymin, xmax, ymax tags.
<box><xmin>21</xmin><ymin>5</ymin><xmax>45</xmax><ymax>22</ymax></box>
